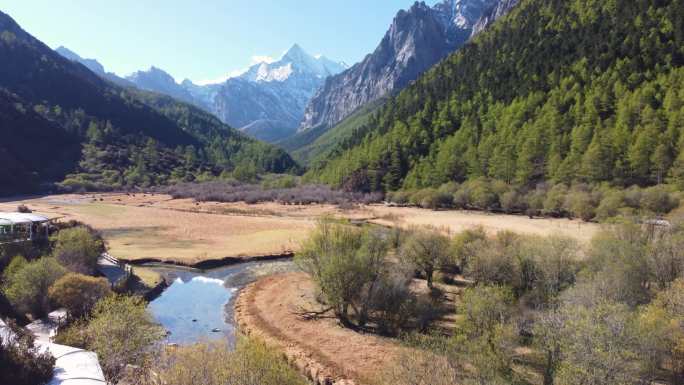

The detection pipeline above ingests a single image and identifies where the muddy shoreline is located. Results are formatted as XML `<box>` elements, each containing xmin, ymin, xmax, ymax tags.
<box><xmin>234</xmin><ymin>274</ymin><xmax>359</xmax><ymax>385</ymax></box>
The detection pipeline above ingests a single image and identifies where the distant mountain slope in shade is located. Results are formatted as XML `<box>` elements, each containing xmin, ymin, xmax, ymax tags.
<box><xmin>102</xmin><ymin>44</ymin><xmax>345</xmax><ymax>143</ymax></box>
<box><xmin>0</xmin><ymin>10</ymin><xmax>297</xmax><ymax>196</ymax></box>
<box><xmin>55</xmin><ymin>46</ymin><xmax>105</xmax><ymax>75</ymax></box>
<box><xmin>297</xmin><ymin>0</ymin><xmax>516</xmax><ymax>136</ymax></box>
<box><xmin>307</xmin><ymin>0</ymin><xmax>684</xmax><ymax>192</ymax></box>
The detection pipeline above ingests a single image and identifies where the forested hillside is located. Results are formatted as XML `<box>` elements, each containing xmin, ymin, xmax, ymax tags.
<box><xmin>308</xmin><ymin>0</ymin><xmax>684</xmax><ymax>193</ymax></box>
<box><xmin>0</xmin><ymin>11</ymin><xmax>297</xmax><ymax>196</ymax></box>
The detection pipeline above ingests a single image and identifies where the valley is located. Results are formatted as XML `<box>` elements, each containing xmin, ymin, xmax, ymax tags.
<box><xmin>2</xmin><ymin>0</ymin><xmax>684</xmax><ymax>384</ymax></box>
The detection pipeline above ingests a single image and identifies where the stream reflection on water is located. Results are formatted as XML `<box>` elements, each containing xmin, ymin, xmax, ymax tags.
<box><xmin>146</xmin><ymin>260</ymin><xmax>296</xmax><ymax>345</ymax></box>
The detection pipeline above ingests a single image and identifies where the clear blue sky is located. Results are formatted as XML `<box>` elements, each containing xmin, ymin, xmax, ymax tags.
<box><xmin>0</xmin><ymin>0</ymin><xmax>429</xmax><ymax>83</ymax></box>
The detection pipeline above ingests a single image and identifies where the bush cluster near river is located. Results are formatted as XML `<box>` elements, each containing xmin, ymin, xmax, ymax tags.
<box><xmin>0</xmin><ymin>216</ymin><xmax>306</xmax><ymax>385</ymax></box>
<box><xmin>0</xmin><ymin>222</ymin><xmax>107</xmax><ymax>385</ymax></box>
<box><xmin>297</xmin><ymin>217</ymin><xmax>684</xmax><ymax>385</ymax></box>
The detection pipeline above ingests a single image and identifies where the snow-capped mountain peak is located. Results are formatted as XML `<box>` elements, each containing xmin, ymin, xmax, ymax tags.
<box><xmin>57</xmin><ymin>44</ymin><xmax>346</xmax><ymax>143</ymax></box>
<box><xmin>240</xmin><ymin>44</ymin><xmax>346</xmax><ymax>83</ymax></box>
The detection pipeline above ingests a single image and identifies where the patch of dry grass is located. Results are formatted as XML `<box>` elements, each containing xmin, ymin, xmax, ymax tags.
<box><xmin>131</xmin><ymin>266</ymin><xmax>163</xmax><ymax>288</ymax></box>
<box><xmin>0</xmin><ymin>194</ymin><xmax>313</xmax><ymax>262</ymax></box>
<box><xmin>0</xmin><ymin>193</ymin><xmax>601</xmax><ymax>265</ymax></box>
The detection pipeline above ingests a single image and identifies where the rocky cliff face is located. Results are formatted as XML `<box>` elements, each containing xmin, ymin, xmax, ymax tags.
<box><xmin>471</xmin><ymin>0</ymin><xmax>519</xmax><ymax>36</ymax></box>
<box><xmin>299</xmin><ymin>0</ymin><xmax>515</xmax><ymax>133</ymax></box>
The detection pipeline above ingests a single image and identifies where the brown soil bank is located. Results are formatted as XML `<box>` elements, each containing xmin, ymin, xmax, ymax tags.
<box><xmin>235</xmin><ymin>272</ymin><xmax>407</xmax><ymax>385</ymax></box>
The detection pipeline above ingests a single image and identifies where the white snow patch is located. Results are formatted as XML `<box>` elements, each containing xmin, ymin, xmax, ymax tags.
<box><xmin>256</xmin><ymin>63</ymin><xmax>293</xmax><ymax>82</ymax></box>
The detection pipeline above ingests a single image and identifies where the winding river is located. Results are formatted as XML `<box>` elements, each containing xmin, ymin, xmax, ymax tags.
<box><xmin>145</xmin><ymin>260</ymin><xmax>296</xmax><ymax>344</ymax></box>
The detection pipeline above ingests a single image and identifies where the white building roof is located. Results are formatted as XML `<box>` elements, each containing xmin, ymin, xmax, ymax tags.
<box><xmin>0</xmin><ymin>318</ymin><xmax>13</xmax><ymax>346</ymax></box>
<box><xmin>0</xmin><ymin>212</ymin><xmax>50</xmax><ymax>225</ymax></box>
<box><xmin>38</xmin><ymin>342</ymin><xmax>106</xmax><ymax>385</ymax></box>
<box><xmin>1</xmin><ymin>318</ymin><xmax>106</xmax><ymax>385</ymax></box>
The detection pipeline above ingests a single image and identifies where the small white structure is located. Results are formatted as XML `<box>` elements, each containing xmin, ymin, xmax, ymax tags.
<box><xmin>26</xmin><ymin>309</ymin><xmax>67</xmax><ymax>343</ymax></box>
<box><xmin>0</xmin><ymin>212</ymin><xmax>51</xmax><ymax>243</ymax></box>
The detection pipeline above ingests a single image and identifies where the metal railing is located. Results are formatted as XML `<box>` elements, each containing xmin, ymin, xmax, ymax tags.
<box><xmin>99</xmin><ymin>253</ymin><xmax>133</xmax><ymax>289</ymax></box>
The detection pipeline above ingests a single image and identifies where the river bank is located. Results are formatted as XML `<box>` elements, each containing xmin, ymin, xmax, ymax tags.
<box><xmin>145</xmin><ymin>260</ymin><xmax>298</xmax><ymax>345</ymax></box>
<box><xmin>235</xmin><ymin>272</ymin><xmax>412</xmax><ymax>385</ymax></box>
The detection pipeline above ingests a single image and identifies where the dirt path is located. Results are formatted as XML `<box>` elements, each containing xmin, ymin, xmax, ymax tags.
<box><xmin>235</xmin><ymin>272</ymin><xmax>407</xmax><ymax>385</ymax></box>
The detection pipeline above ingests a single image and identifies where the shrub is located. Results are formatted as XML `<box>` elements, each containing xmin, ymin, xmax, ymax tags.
<box><xmin>410</xmin><ymin>188</ymin><xmax>453</xmax><ymax>209</ymax></box>
<box><xmin>458</xmin><ymin>285</ymin><xmax>514</xmax><ymax>336</ymax></box>
<box><xmin>554</xmin><ymin>302</ymin><xmax>640</xmax><ymax>385</ymax></box>
<box><xmin>438</xmin><ymin>181</ymin><xmax>461</xmax><ymax>195</ymax></box>
<box><xmin>452</xmin><ymin>184</ymin><xmax>472</xmax><ymax>209</ymax></box>
<box><xmin>623</xmin><ymin>186</ymin><xmax>644</xmax><ymax>209</ymax></box>
<box><xmin>16</xmin><ymin>204</ymin><xmax>31</xmax><ymax>213</ymax></box>
<box><xmin>400</xmin><ymin>226</ymin><xmax>451</xmax><ymax>288</ymax></box>
<box><xmin>468</xmin><ymin>178</ymin><xmax>499</xmax><ymax>210</ymax></box>
<box><xmin>146</xmin><ymin>338</ymin><xmax>306</xmax><ymax>385</ymax></box>
<box><xmin>525</xmin><ymin>187</ymin><xmax>547</xmax><ymax>216</ymax></box>
<box><xmin>520</xmin><ymin>235</ymin><xmax>579</xmax><ymax>306</ymax></box>
<box><xmin>297</xmin><ymin>222</ymin><xmax>428</xmax><ymax>332</ymax></box>
<box><xmin>543</xmin><ymin>184</ymin><xmax>568</xmax><ymax>216</ymax></box>
<box><xmin>48</xmin><ymin>273</ymin><xmax>112</xmax><ymax>319</ymax></box>
<box><xmin>53</xmin><ymin>319</ymin><xmax>89</xmax><ymax>348</ymax></box>
<box><xmin>408</xmin><ymin>189</ymin><xmax>428</xmax><ymax>206</ymax></box>
<box><xmin>261</xmin><ymin>174</ymin><xmax>298</xmax><ymax>189</ymax></box>
<box><xmin>381</xmin><ymin>350</ymin><xmax>459</xmax><ymax>385</ymax></box>
<box><xmin>84</xmin><ymin>295</ymin><xmax>165</xmax><ymax>383</ymax></box>
<box><xmin>386</xmin><ymin>190</ymin><xmax>412</xmax><ymax>205</ymax></box>
<box><xmin>451</xmin><ymin>226</ymin><xmax>487</xmax><ymax>272</ymax></box>
<box><xmin>464</xmin><ymin>232</ymin><xmax>521</xmax><ymax>288</ymax></box>
<box><xmin>370</xmin><ymin>273</ymin><xmax>417</xmax><ymax>335</ymax></box>
<box><xmin>640</xmin><ymin>185</ymin><xmax>679</xmax><ymax>214</ymax></box>
<box><xmin>232</xmin><ymin>163</ymin><xmax>259</xmax><ymax>183</ymax></box>
<box><xmin>387</xmin><ymin>226</ymin><xmax>408</xmax><ymax>249</ymax></box>
<box><xmin>3</xmin><ymin>257</ymin><xmax>66</xmax><ymax>317</ymax></box>
<box><xmin>595</xmin><ymin>189</ymin><xmax>625</xmax><ymax>220</ymax></box>
<box><xmin>52</xmin><ymin>227</ymin><xmax>103</xmax><ymax>274</ymax></box>
<box><xmin>1</xmin><ymin>255</ymin><xmax>28</xmax><ymax>284</ymax></box>
<box><xmin>453</xmin><ymin>285</ymin><xmax>517</xmax><ymax>383</ymax></box>
<box><xmin>296</xmin><ymin>221</ymin><xmax>388</xmax><ymax>326</ymax></box>
<box><xmin>585</xmin><ymin>223</ymin><xmax>651</xmax><ymax>307</ymax></box>
<box><xmin>564</xmin><ymin>190</ymin><xmax>597</xmax><ymax>221</ymax></box>
<box><xmin>162</xmin><ymin>181</ymin><xmax>383</xmax><ymax>206</ymax></box>
<box><xmin>500</xmin><ymin>189</ymin><xmax>526</xmax><ymax>213</ymax></box>
<box><xmin>0</xmin><ymin>319</ymin><xmax>55</xmax><ymax>385</ymax></box>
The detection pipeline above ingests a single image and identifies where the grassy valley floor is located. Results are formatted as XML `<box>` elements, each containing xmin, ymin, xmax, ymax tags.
<box><xmin>0</xmin><ymin>193</ymin><xmax>599</xmax><ymax>264</ymax></box>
